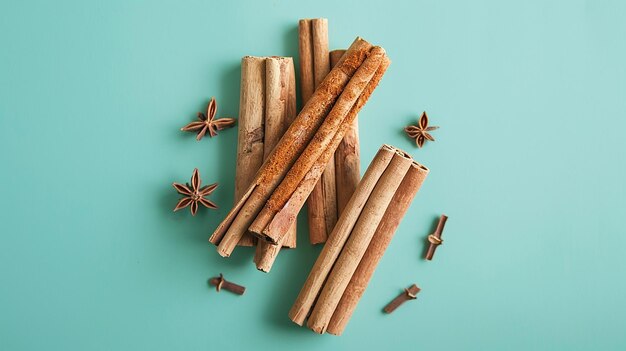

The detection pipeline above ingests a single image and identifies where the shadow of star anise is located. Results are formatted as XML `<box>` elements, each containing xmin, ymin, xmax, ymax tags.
<box><xmin>181</xmin><ymin>97</ymin><xmax>236</xmax><ymax>141</ymax></box>
<box><xmin>404</xmin><ymin>111</ymin><xmax>439</xmax><ymax>148</ymax></box>
<box><xmin>172</xmin><ymin>168</ymin><xmax>218</xmax><ymax>216</ymax></box>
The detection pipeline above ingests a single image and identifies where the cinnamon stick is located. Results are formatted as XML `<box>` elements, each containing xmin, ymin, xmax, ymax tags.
<box><xmin>297</xmin><ymin>19</ymin><xmax>315</xmax><ymax>106</ymax></box>
<box><xmin>300</xmin><ymin>18</ymin><xmax>336</xmax><ymax>245</ymax></box>
<box><xmin>288</xmin><ymin>145</ymin><xmax>396</xmax><ymax>326</ymax></box>
<box><xmin>327</xmin><ymin>161</ymin><xmax>429</xmax><ymax>335</ymax></box>
<box><xmin>307</xmin><ymin>149</ymin><xmax>414</xmax><ymax>334</ymax></box>
<box><xmin>234</xmin><ymin>56</ymin><xmax>266</xmax><ymax>246</ymax></box>
<box><xmin>209</xmin><ymin>37</ymin><xmax>373</xmax><ymax>257</ymax></box>
<box><xmin>253</xmin><ymin>56</ymin><xmax>391</xmax><ymax>247</ymax></box>
<box><xmin>331</xmin><ymin>49</ymin><xmax>361</xmax><ymax>214</ymax></box>
<box><xmin>253</xmin><ymin>57</ymin><xmax>297</xmax><ymax>272</ymax></box>
<box><xmin>250</xmin><ymin>47</ymin><xmax>388</xmax><ymax>245</ymax></box>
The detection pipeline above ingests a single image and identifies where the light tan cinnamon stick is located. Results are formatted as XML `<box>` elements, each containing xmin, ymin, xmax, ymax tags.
<box><xmin>252</xmin><ymin>56</ymin><xmax>391</xmax><ymax>247</ymax></box>
<box><xmin>209</xmin><ymin>37</ymin><xmax>373</xmax><ymax>257</ymax></box>
<box><xmin>331</xmin><ymin>49</ymin><xmax>361</xmax><ymax>214</ymax></box>
<box><xmin>234</xmin><ymin>56</ymin><xmax>266</xmax><ymax>246</ymax></box>
<box><xmin>297</xmin><ymin>19</ymin><xmax>315</xmax><ymax>106</ymax></box>
<box><xmin>250</xmin><ymin>47</ymin><xmax>387</xmax><ymax>246</ymax></box>
<box><xmin>288</xmin><ymin>145</ymin><xmax>396</xmax><ymax>326</ymax></box>
<box><xmin>327</xmin><ymin>161</ymin><xmax>429</xmax><ymax>335</ymax></box>
<box><xmin>300</xmin><ymin>18</ymin><xmax>336</xmax><ymax>245</ymax></box>
<box><xmin>254</xmin><ymin>57</ymin><xmax>297</xmax><ymax>272</ymax></box>
<box><xmin>307</xmin><ymin>149</ymin><xmax>414</xmax><ymax>334</ymax></box>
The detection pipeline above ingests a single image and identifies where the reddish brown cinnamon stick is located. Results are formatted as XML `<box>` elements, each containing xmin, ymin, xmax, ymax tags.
<box><xmin>425</xmin><ymin>214</ymin><xmax>448</xmax><ymax>260</ymax></box>
<box><xmin>383</xmin><ymin>284</ymin><xmax>420</xmax><ymax>313</ymax></box>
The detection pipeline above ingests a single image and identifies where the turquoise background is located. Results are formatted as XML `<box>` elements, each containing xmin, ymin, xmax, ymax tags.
<box><xmin>1</xmin><ymin>0</ymin><xmax>625</xmax><ymax>350</ymax></box>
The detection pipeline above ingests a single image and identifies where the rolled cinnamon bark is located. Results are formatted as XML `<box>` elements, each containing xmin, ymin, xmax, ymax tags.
<box><xmin>254</xmin><ymin>56</ymin><xmax>391</xmax><ymax>246</ymax></box>
<box><xmin>306</xmin><ymin>149</ymin><xmax>414</xmax><ymax>334</ymax></box>
<box><xmin>300</xmin><ymin>18</ymin><xmax>336</xmax><ymax>245</ymax></box>
<box><xmin>251</xmin><ymin>47</ymin><xmax>387</xmax><ymax>245</ymax></box>
<box><xmin>234</xmin><ymin>56</ymin><xmax>266</xmax><ymax>246</ymax></box>
<box><xmin>253</xmin><ymin>57</ymin><xmax>297</xmax><ymax>272</ymax></box>
<box><xmin>297</xmin><ymin>19</ymin><xmax>315</xmax><ymax>106</ymax></box>
<box><xmin>331</xmin><ymin>49</ymin><xmax>361</xmax><ymax>214</ymax></box>
<box><xmin>288</xmin><ymin>145</ymin><xmax>396</xmax><ymax>326</ymax></box>
<box><xmin>209</xmin><ymin>37</ymin><xmax>373</xmax><ymax>257</ymax></box>
<box><xmin>326</xmin><ymin>161</ymin><xmax>429</xmax><ymax>335</ymax></box>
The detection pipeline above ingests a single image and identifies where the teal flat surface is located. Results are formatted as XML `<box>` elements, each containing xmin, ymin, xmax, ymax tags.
<box><xmin>2</xmin><ymin>0</ymin><xmax>625</xmax><ymax>350</ymax></box>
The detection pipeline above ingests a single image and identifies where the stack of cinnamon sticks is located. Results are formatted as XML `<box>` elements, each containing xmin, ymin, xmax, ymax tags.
<box><xmin>289</xmin><ymin>145</ymin><xmax>429</xmax><ymax>335</ymax></box>
<box><xmin>209</xmin><ymin>37</ymin><xmax>390</xmax><ymax>267</ymax></box>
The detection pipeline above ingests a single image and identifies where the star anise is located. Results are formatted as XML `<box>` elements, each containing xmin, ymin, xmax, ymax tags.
<box><xmin>404</xmin><ymin>111</ymin><xmax>439</xmax><ymax>148</ymax></box>
<box><xmin>173</xmin><ymin>168</ymin><xmax>218</xmax><ymax>216</ymax></box>
<box><xmin>181</xmin><ymin>97</ymin><xmax>236</xmax><ymax>141</ymax></box>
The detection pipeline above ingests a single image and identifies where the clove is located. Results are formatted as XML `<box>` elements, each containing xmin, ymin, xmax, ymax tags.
<box><xmin>208</xmin><ymin>273</ymin><xmax>246</xmax><ymax>295</ymax></box>
<box><xmin>425</xmin><ymin>214</ymin><xmax>448</xmax><ymax>260</ymax></box>
<box><xmin>383</xmin><ymin>284</ymin><xmax>421</xmax><ymax>313</ymax></box>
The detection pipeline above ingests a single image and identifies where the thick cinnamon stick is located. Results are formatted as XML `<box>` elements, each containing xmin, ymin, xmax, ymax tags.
<box><xmin>254</xmin><ymin>56</ymin><xmax>391</xmax><ymax>246</ymax></box>
<box><xmin>254</xmin><ymin>57</ymin><xmax>297</xmax><ymax>272</ymax></box>
<box><xmin>234</xmin><ymin>56</ymin><xmax>266</xmax><ymax>246</ymax></box>
<box><xmin>288</xmin><ymin>145</ymin><xmax>396</xmax><ymax>326</ymax></box>
<box><xmin>331</xmin><ymin>49</ymin><xmax>361</xmax><ymax>213</ymax></box>
<box><xmin>307</xmin><ymin>149</ymin><xmax>414</xmax><ymax>334</ymax></box>
<box><xmin>327</xmin><ymin>161</ymin><xmax>429</xmax><ymax>335</ymax></box>
<box><xmin>300</xmin><ymin>18</ymin><xmax>336</xmax><ymax>245</ymax></box>
<box><xmin>250</xmin><ymin>47</ymin><xmax>388</xmax><ymax>245</ymax></box>
<box><xmin>209</xmin><ymin>38</ymin><xmax>373</xmax><ymax>257</ymax></box>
